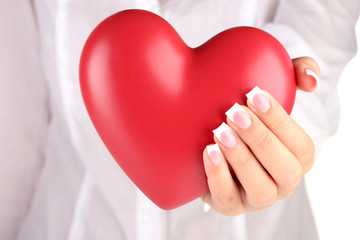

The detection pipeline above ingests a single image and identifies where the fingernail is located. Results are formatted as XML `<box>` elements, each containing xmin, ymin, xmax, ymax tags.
<box><xmin>246</xmin><ymin>86</ymin><xmax>270</xmax><ymax>113</ymax></box>
<box><xmin>206</xmin><ymin>144</ymin><xmax>222</xmax><ymax>166</ymax></box>
<box><xmin>305</xmin><ymin>68</ymin><xmax>320</xmax><ymax>90</ymax></box>
<box><xmin>203</xmin><ymin>202</ymin><xmax>211</xmax><ymax>212</ymax></box>
<box><xmin>226</xmin><ymin>103</ymin><xmax>251</xmax><ymax>129</ymax></box>
<box><xmin>212</xmin><ymin>122</ymin><xmax>237</xmax><ymax>148</ymax></box>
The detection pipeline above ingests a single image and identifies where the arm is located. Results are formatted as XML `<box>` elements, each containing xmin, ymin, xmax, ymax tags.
<box><xmin>0</xmin><ymin>1</ymin><xmax>49</xmax><ymax>238</ymax></box>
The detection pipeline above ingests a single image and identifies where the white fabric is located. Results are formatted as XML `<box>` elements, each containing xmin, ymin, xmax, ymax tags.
<box><xmin>1</xmin><ymin>0</ymin><xmax>359</xmax><ymax>239</ymax></box>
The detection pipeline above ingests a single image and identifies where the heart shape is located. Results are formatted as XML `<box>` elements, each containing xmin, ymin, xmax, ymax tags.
<box><xmin>79</xmin><ymin>10</ymin><xmax>296</xmax><ymax>210</ymax></box>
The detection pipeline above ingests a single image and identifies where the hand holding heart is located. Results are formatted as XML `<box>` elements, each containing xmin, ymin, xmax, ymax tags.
<box><xmin>202</xmin><ymin>57</ymin><xmax>320</xmax><ymax>216</ymax></box>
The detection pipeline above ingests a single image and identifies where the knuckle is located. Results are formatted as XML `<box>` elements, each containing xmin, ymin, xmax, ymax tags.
<box><xmin>303</xmin><ymin>135</ymin><xmax>314</xmax><ymax>156</ymax></box>
<box><xmin>251</xmin><ymin>185</ymin><xmax>277</xmax><ymax>209</ymax></box>
<box><xmin>284</xmin><ymin>164</ymin><xmax>302</xmax><ymax>191</ymax></box>
<box><xmin>222</xmin><ymin>207</ymin><xmax>244</xmax><ymax>216</ymax></box>
<box><xmin>271</xmin><ymin>115</ymin><xmax>289</xmax><ymax>132</ymax></box>
<box><xmin>303</xmin><ymin>157</ymin><xmax>315</xmax><ymax>174</ymax></box>
<box><xmin>297</xmin><ymin>136</ymin><xmax>315</xmax><ymax>174</ymax></box>
<box><xmin>215</xmin><ymin>196</ymin><xmax>243</xmax><ymax>216</ymax></box>
<box><xmin>231</xmin><ymin>150</ymin><xmax>252</xmax><ymax>168</ymax></box>
<box><xmin>215</xmin><ymin>194</ymin><xmax>237</xmax><ymax>209</ymax></box>
<box><xmin>278</xmin><ymin>190</ymin><xmax>295</xmax><ymax>199</ymax></box>
<box><xmin>254</xmin><ymin>130</ymin><xmax>272</xmax><ymax>149</ymax></box>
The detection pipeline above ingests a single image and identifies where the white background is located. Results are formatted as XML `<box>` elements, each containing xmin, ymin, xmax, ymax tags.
<box><xmin>305</xmin><ymin>20</ymin><xmax>360</xmax><ymax>240</ymax></box>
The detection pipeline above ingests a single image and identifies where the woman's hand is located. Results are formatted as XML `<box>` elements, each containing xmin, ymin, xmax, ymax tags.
<box><xmin>202</xmin><ymin>57</ymin><xmax>320</xmax><ymax>216</ymax></box>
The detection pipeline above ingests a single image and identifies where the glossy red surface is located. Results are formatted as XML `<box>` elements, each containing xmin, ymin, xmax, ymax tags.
<box><xmin>79</xmin><ymin>9</ymin><xmax>296</xmax><ymax>209</ymax></box>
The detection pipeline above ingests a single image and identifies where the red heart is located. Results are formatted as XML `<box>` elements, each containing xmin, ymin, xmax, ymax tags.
<box><xmin>79</xmin><ymin>10</ymin><xmax>296</xmax><ymax>210</ymax></box>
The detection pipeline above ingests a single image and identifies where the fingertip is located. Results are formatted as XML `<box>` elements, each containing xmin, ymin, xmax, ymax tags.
<box><xmin>201</xmin><ymin>193</ymin><xmax>213</xmax><ymax>212</ymax></box>
<box><xmin>292</xmin><ymin>57</ymin><xmax>321</xmax><ymax>92</ymax></box>
<box><xmin>206</xmin><ymin>144</ymin><xmax>222</xmax><ymax>165</ymax></box>
<box><xmin>203</xmin><ymin>144</ymin><xmax>224</xmax><ymax>175</ymax></box>
<box><xmin>305</xmin><ymin>68</ymin><xmax>320</xmax><ymax>90</ymax></box>
<box><xmin>203</xmin><ymin>146</ymin><xmax>211</xmax><ymax>171</ymax></box>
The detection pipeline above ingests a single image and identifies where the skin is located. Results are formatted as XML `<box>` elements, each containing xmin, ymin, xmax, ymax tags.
<box><xmin>202</xmin><ymin>57</ymin><xmax>321</xmax><ymax>216</ymax></box>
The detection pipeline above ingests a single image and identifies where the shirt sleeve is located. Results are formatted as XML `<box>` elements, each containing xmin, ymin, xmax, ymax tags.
<box><xmin>0</xmin><ymin>1</ymin><xmax>49</xmax><ymax>239</ymax></box>
<box><xmin>261</xmin><ymin>0</ymin><xmax>360</xmax><ymax>156</ymax></box>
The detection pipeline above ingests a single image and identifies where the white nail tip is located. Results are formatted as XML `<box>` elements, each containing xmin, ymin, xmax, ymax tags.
<box><xmin>206</xmin><ymin>144</ymin><xmax>221</xmax><ymax>155</ymax></box>
<box><xmin>212</xmin><ymin>122</ymin><xmax>231</xmax><ymax>140</ymax></box>
<box><xmin>226</xmin><ymin>103</ymin><xmax>247</xmax><ymax>122</ymax></box>
<box><xmin>203</xmin><ymin>202</ymin><xmax>211</xmax><ymax>212</ymax></box>
<box><xmin>305</xmin><ymin>68</ymin><xmax>320</xmax><ymax>89</ymax></box>
<box><xmin>246</xmin><ymin>86</ymin><xmax>264</xmax><ymax>104</ymax></box>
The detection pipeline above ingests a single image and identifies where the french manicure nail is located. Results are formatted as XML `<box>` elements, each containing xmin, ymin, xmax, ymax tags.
<box><xmin>212</xmin><ymin>122</ymin><xmax>237</xmax><ymax>148</ymax></box>
<box><xmin>246</xmin><ymin>86</ymin><xmax>270</xmax><ymax>113</ymax></box>
<box><xmin>206</xmin><ymin>144</ymin><xmax>222</xmax><ymax>166</ymax></box>
<box><xmin>226</xmin><ymin>103</ymin><xmax>251</xmax><ymax>129</ymax></box>
<box><xmin>305</xmin><ymin>68</ymin><xmax>320</xmax><ymax>90</ymax></box>
<box><xmin>203</xmin><ymin>202</ymin><xmax>211</xmax><ymax>212</ymax></box>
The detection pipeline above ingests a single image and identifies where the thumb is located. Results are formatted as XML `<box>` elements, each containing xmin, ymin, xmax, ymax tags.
<box><xmin>292</xmin><ymin>57</ymin><xmax>321</xmax><ymax>92</ymax></box>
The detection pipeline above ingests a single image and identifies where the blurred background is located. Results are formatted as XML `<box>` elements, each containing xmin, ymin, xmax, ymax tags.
<box><xmin>305</xmin><ymin>19</ymin><xmax>360</xmax><ymax>240</ymax></box>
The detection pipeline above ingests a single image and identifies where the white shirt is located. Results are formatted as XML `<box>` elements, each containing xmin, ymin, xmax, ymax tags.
<box><xmin>1</xmin><ymin>0</ymin><xmax>359</xmax><ymax>239</ymax></box>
